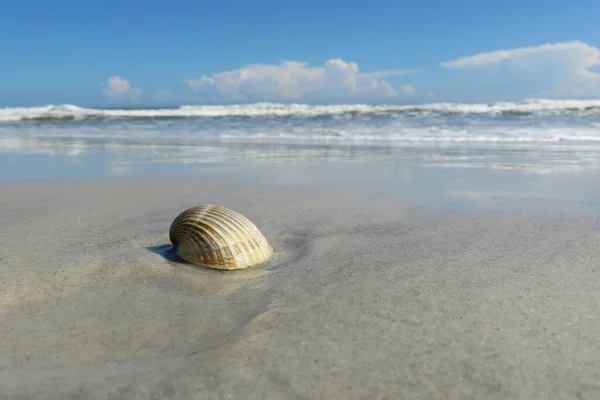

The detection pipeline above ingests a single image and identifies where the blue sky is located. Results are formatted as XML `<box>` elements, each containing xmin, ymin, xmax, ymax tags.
<box><xmin>1</xmin><ymin>0</ymin><xmax>599</xmax><ymax>107</ymax></box>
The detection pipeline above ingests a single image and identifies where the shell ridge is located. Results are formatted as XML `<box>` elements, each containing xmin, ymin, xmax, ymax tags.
<box><xmin>211</xmin><ymin>208</ymin><xmax>262</xmax><ymax>265</ymax></box>
<box><xmin>215</xmin><ymin>208</ymin><xmax>267</xmax><ymax>267</ymax></box>
<box><xmin>205</xmin><ymin>207</ymin><xmax>259</xmax><ymax>267</ymax></box>
<box><xmin>192</xmin><ymin>211</ymin><xmax>251</xmax><ymax>269</ymax></box>
<box><xmin>175</xmin><ymin>219</ymin><xmax>227</xmax><ymax>267</ymax></box>
<box><xmin>190</xmin><ymin>213</ymin><xmax>241</xmax><ymax>267</ymax></box>
<box><xmin>170</xmin><ymin>205</ymin><xmax>213</xmax><ymax>244</ymax></box>
<box><xmin>186</xmin><ymin>219</ymin><xmax>231</xmax><ymax>267</ymax></box>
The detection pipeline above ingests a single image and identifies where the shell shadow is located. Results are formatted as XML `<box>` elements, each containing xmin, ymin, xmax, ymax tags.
<box><xmin>147</xmin><ymin>244</ymin><xmax>185</xmax><ymax>264</ymax></box>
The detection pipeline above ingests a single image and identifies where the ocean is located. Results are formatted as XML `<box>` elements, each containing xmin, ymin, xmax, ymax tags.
<box><xmin>1</xmin><ymin>99</ymin><xmax>600</xmax><ymax>178</ymax></box>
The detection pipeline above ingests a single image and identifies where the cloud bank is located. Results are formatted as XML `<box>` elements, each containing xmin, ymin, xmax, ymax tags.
<box><xmin>102</xmin><ymin>76</ymin><xmax>142</xmax><ymax>102</ymax></box>
<box><xmin>185</xmin><ymin>59</ymin><xmax>417</xmax><ymax>101</ymax></box>
<box><xmin>441</xmin><ymin>41</ymin><xmax>600</xmax><ymax>98</ymax></box>
<box><xmin>99</xmin><ymin>42</ymin><xmax>600</xmax><ymax>105</ymax></box>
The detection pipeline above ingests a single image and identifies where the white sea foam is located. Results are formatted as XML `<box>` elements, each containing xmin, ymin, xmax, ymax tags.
<box><xmin>2</xmin><ymin>119</ymin><xmax>600</xmax><ymax>148</ymax></box>
<box><xmin>2</xmin><ymin>99</ymin><xmax>600</xmax><ymax>122</ymax></box>
<box><xmin>1</xmin><ymin>99</ymin><xmax>599</xmax><ymax>172</ymax></box>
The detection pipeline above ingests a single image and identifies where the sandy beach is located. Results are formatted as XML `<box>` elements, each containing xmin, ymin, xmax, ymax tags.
<box><xmin>1</xmin><ymin>162</ymin><xmax>600</xmax><ymax>399</ymax></box>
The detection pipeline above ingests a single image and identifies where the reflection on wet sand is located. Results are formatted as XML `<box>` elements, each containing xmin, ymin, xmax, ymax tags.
<box><xmin>3</xmin><ymin>136</ymin><xmax>600</xmax><ymax>175</ymax></box>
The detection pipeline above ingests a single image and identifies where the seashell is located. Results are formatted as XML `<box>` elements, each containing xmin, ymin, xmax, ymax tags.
<box><xmin>169</xmin><ymin>204</ymin><xmax>273</xmax><ymax>270</ymax></box>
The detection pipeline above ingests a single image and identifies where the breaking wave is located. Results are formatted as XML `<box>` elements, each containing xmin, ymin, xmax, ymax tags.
<box><xmin>2</xmin><ymin>99</ymin><xmax>600</xmax><ymax>123</ymax></box>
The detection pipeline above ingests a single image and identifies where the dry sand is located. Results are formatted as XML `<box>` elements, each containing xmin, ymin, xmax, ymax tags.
<box><xmin>1</xmin><ymin>163</ymin><xmax>600</xmax><ymax>399</ymax></box>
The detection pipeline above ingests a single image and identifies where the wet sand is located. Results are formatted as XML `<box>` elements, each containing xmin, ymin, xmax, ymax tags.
<box><xmin>1</xmin><ymin>163</ymin><xmax>600</xmax><ymax>399</ymax></box>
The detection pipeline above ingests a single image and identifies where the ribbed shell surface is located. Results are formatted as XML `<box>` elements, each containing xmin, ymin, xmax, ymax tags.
<box><xmin>169</xmin><ymin>204</ymin><xmax>273</xmax><ymax>270</ymax></box>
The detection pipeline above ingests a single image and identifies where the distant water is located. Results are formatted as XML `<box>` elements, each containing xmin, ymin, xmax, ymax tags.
<box><xmin>2</xmin><ymin>100</ymin><xmax>600</xmax><ymax>176</ymax></box>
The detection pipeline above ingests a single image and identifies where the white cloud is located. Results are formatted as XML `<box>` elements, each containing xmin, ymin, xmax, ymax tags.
<box><xmin>440</xmin><ymin>41</ymin><xmax>600</xmax><ymax>97</ymax></box>
<box><xmin>401</xmin><ymin>84</ymin><xmax>416</xmax><ymax>96</ymax></box>
<box><xmin>185</xmin><ymin>59</ymin><xmax>417</xmax><ymax>101</ymax></box>
<box><xmin>102</xmin><ymin>76</ymin><xmax>142</xmax><ymax>103</ymax></box>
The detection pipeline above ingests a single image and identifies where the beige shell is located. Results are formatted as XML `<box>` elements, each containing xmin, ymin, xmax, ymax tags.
<box><xmin>169</xmin><ymin>204</ymin><xmax>273</xmax><ymax>270</ymax></box>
